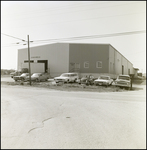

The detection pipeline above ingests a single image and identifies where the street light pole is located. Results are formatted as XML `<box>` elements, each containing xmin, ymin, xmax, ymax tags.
<box><xmin>28</xmin><ymin>35</ymin><xmax>31</xmax><ymax>86</ymax></box>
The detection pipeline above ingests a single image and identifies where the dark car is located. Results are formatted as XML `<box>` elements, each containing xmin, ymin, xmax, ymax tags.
<box><xmin>10</xmin><ymin>71</ymin><xmax>22</xmax><ymax>78</ymax></box>
<box><xmin>78</xmin><ymin>75</ymin><xmax>96</xmax><ymax>85</ymax></box>
<box><xmin>13</xmin><ymin>73</ymin><xmax>29</xmax><ymax>81</ymax></box>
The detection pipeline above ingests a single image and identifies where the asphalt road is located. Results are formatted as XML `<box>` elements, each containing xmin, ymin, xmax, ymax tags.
<box><xmin>1</xmin><ymin>77</ymin><xmax>146</xmax><ymax>149</ymax></box>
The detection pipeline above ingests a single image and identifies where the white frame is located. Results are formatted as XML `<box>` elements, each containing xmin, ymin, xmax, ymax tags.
<box><xmin>84</xmin><ymin>61</ymin><xmax>89</xmax><ymax>68</ymax></box>
<box><xmin>75</xmin><ymin>63</ymin><xmax>80</xmax><ymax>69</ymax></box>
<box><xmin>96</xmin><ymin>61</ymin><xmax>102</xmax><ymax>68</ymax></box>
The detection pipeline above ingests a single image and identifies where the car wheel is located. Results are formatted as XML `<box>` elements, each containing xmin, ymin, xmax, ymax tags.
<box><xmin>74</xmin><ymin>79</ymin><xmax>77</xmax><ymax>82</ymax></box>
<box><xmin>36</xmin><ymin>78</ymin><xmax>39</xmax><ymax>82</ymax></box>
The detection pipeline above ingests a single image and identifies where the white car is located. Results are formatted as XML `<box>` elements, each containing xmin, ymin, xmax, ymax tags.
<box><xmin>94</xmin><ymin>75</ymin><xmax>113</xmax><ymax>86</ymax></box>
<box><xmin>26</xmin><ymin>73</ymin><xmax>50</xmax><ymax>82</ymax></box>
<box><xmin>54</xmin><ymin>73</ymin><xmax>79</xmax><ymax>83</ymax></box>
<box><xmin>115</xmin><ymin>75</ymin><xmax>131</xmax><ymax>89</ymax></box>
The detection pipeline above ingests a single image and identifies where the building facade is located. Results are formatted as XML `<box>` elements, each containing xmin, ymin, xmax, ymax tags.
<box><xmin>17</xmin><ymin>43</ymin><xmax>134</xmax><ymax>78</ymax></box>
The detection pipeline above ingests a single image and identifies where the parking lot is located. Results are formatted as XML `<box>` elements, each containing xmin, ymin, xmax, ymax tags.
<box><xmin>1</xmin><ymin>75</ymin><xmax>146</xmax><ymax>93</ymax></box>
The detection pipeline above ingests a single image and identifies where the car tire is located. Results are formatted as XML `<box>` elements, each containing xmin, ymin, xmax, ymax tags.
<box><xmin>74</xmin><ymin>79</ymin><xmax>77</xmax><ymax>83</ymax></box>
<box><xmin>36</xmin><ymin>78</ymin><xmax>39</xmax><ymax>82</ymax></box>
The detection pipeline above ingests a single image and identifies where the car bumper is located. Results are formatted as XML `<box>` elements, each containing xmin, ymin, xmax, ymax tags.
<box><xmin>54</xmin><ymin>79</ymin><xmax>66</xmax><ymax>83</ymax></box>
<box><xmin>94</xmin><ymin>81</ymin><xmax>108</xmax><ymax>85</ymax></box>
<box><xmin>115</xmin><ymin>83</ymin><xmax>130</xmax><ymax>87</ymax></box>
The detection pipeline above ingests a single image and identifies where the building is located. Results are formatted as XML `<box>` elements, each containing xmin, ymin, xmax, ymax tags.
<box><xmin>17</xmin><ymin>43</ymin><xmax>134</xmax><ymax>78</ymax></box>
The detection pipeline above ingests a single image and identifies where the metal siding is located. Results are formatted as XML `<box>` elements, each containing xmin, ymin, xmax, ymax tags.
<box><xmin>18</xmin><ymin>43</ymin><xmax>69</xmax><ymax>76</ymax></box>
<box><xmin>69</xmin><ymin>44</ymin><xmax>109</xmax><ymax>73</ymax></box>
<box><xmin>109</xmin><ymin>45</ymin><xmax>134</xmax><ymax>76</ymax></box>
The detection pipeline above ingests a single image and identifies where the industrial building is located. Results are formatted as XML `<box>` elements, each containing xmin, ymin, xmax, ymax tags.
<box><xmin>17</xmin><ymin>43</ymin><xmax>134</xmax><ymax>78</ymax></box>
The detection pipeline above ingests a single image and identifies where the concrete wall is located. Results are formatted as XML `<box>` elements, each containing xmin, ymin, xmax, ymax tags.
<box><xmin>69</xmin><ymin>43</ymin><xmax>109</xmax><ymax>73</ymax></box>
<box><xmin>18</xmin><ymin>43</ymin><xmax>69</xmax><ymax>77</ymax></box>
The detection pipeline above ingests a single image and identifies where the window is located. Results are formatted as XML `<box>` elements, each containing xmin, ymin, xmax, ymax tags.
<box><xmin>84</xmin><ymin>61</ymin><xmax>89</xmax><ymax>68</ymax></box>
<box><xmin>75</xmin><ymin>63</ymin><xmax>80</xmax><ymax>69</ymax></box>
<box><xmin>122</xmin><ymin>65</ymin><xmax>124</xmax><ymax>75</ymax></box>
<box><xmin>128</xmin><ymin>69</ymin><xmax>130</xmax><ymax>75</ymax></box>
<box><xmin>96</xmin><ymin>61</ymin><xmax>102</xmax><ymax>68</ymax></box>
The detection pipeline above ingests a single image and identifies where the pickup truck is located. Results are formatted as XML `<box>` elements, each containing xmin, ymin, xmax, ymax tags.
<box><xmin>115</xmin><ymin>75</ymin><xmax>131</xmax><ymax>90</ymax></box>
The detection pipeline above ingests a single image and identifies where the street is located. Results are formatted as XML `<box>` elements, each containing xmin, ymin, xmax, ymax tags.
<box><xmin>1</xmin><ymin>83</ymin><xmax>146</xmax><ymax>149</ymax></box>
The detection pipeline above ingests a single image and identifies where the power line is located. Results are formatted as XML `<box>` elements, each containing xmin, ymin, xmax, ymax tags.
<box><xmin>1</xmin><ymin>33</ymin><xmax>26</xmax><ymax>41</ymax></box>
<box><xmin>2</xmin><ymin>2</ymin><xmax>140</xmax><ymax>20</ymax></box>
<box><xmin>32</xmin><ymin>30</ymin><xmax>146</xmax><ymax>43</ymax></box>
<box><xmin>1</xmin><ymin>30</ymin><xmax>146</xmax><ymax>47</ymax></box>
<box><xmin>2</xmin><ymin>11</ymin><xmax>145</xmax><ymax>30</ymax></box>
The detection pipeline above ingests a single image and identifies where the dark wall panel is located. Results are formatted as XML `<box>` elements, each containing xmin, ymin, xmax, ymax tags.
<box><xmin>69</xmin><ymin>44</ymin><xmax>109</xmax><ymax>73</ymax></box>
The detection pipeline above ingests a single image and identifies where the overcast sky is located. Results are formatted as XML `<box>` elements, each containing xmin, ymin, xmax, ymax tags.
<box><xmin>1</xmin><ymin>1</ymin><xmax>146</xmax><ymax>73</ymax></box>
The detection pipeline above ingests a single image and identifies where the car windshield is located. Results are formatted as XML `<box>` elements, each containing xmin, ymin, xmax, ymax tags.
<box><xmin>32</xmin><ymin>73</ymin><xmax>41</xmax><ymax>77</ymax></box>
<box><xmin>118</xmin><ymin>76</ymin><xmax>130</xmax><ymax>80</ymax></box>
<box><xmin>99</xmin><ymin>76</ymin><xmax>109</xmax><ymax>80</ymax></box>
<box><xmin>21</xmin><ymin>73</ymin><xmax>27</xmax><ymax>76</ymax></box>
<box><xmin>61</xmin><ymin>74</ymin><xmax>69</xmax><ymax>77</ymax></box>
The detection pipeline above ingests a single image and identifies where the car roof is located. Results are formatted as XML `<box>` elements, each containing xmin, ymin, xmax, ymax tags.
<box><xmin>99</xmin><ymin>75</ymin><xmax>110</xmax><ymax>77</ymax></box>
<box><xmin>118</xmin><ymin>74</ymin><xmax>130</xmax><ymax>77</ymax></box>
<box><xmin>62</xmin><ymin>73</ymin><xmax>78</xmax><ymax>74</ymax></box>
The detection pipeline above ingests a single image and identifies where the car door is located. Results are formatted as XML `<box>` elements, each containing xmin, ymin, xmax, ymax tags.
<box><xmin>39</xmin><ymin>74</ymin><xmax>43</xmax><ymax>81</ymax></box>
<box><xmin>41</xmin><ymin>73</ymin><xmax>47</xmax><ymax>81</ymax></box>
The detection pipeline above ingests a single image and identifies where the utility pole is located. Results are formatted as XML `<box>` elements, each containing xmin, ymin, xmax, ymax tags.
<box><xmin>28</xmin><ymin>35</ymin><xmax>31</xmax><ymax>85</ymax></box>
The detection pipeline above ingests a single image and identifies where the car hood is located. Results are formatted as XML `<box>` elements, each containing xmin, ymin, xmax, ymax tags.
<box><xmin>54</xmin><ymin>77</ymin><xmax>69</xmax><ymax>80</ymax></box>
<box><xmin>10</xmin><ymin>72</ymin><xmax>15</xmax><ymax>75</ymax></box>
<box><xmin>115</xmin><ymin>79</ymin><xmax>130</xmax><ymax>83</ymax></box>
<box><xmin>31</xmin><ymin>76</ymin><xmax>39</xmax><ymax>78</ymax></box>
<box><xmin>26</xmin><ymin>76</ymin><xmax>38</xmax><ymax>78</ymax></box>
<box><xmin>81</xmin><ymin>77</ymin><xmax>87</xmax><ymax>81</ymax></box>
<box><xmin>94</xmin><ymin>79</ymin><xmax>108</xmax><ymax>82</ymax></box>
<box><xmin>13</xmin><ymin>76</ymin><xmax>21</xmax><ymax>78</ymax></box>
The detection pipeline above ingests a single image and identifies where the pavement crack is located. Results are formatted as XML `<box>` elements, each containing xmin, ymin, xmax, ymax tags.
<box><xmin>42</xmin><ymin>117</ymin><xmax>53</xmax><ymax>123</ymax></box>
<box><xmin>28</xmin><ymin>117</ymin><xmax>53</xmax><ymax>134</ymax></box>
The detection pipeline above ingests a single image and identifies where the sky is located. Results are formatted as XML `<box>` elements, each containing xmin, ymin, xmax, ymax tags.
<box><xmin>1</xmin><ymin>1</ymin><xmax>146</xmax><ymax>73</ymax></box>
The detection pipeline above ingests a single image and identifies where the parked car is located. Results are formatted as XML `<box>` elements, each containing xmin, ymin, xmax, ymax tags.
<box><xmin>26</xmin><ymin>73</ymin><xmax>50</xmax><ymax>82</ymax></box>
<box><xmin>10</xmin><ymin>71</ymin><xmax>22</xmax><ymax>78</ymax></box>
<box><xmin>115</xmin><ymin>75</ymin><xmax>131</xmax><ymax>89</ymax></box>
<box><xmin>78</xmin><ymin>75</ymin><xmax>96</xmax><ymax>85</ymax></box>
<box><xmin>13</xmin><ymin>73</ymin><xmax>29</xmax><ymax>81</ymax></box>
<box><xmin>94</xmin><ymin>75</ymin><xmax>113</xmax><ymax>86</ymax></box>
<box><xmin>54</xmin><ymin>73</ymin><xmax>79</xmax><ymax>83</ymax></box>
